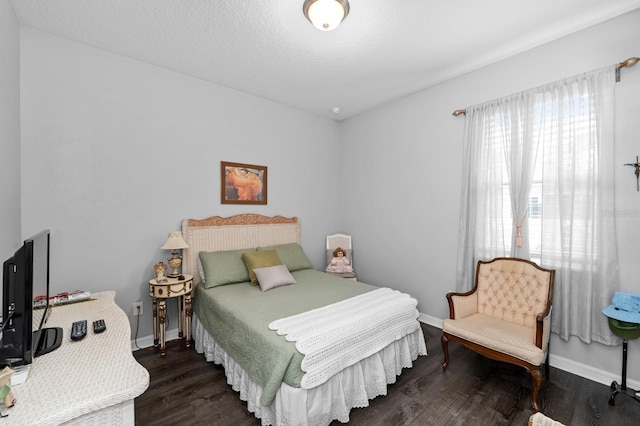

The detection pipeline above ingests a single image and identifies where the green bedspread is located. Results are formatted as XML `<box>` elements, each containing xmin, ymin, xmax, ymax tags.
<box><xmin>192</xmin><ymin>269</ymin><xmax>377</xmax><ymax>406</ymax></box>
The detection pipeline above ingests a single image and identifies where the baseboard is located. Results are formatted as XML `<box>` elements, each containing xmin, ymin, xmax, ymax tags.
<box><xmin>417</xmin><ymin>312</ymin><xmax>640</xmax><ymax>390</ymax></box>
<box><xmin>419</xmin><ymin>312</ymin><xmax>443</xmax><ymax>329</ymax></box>
<box><xmin>549</xmin><ymin>352</ymin><xmax>640</xmax><ymax>390</ymax></box>
<box><xmin>131</xmin><ymin>328</ymin><xmax>181</xmax><ymax>352</ymax></box>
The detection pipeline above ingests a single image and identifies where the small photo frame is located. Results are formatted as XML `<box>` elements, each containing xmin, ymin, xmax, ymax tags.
<box><xmin>221</xmin><ymin>161</ymin><xmax>267</xmax><ymax>205</ymax></box>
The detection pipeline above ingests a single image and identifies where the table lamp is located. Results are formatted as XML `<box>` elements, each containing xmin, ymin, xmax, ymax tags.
<box><xmin>161</xmin><ymin>232</ymin><xmax>189</xmax><ymax>278</ymax></box>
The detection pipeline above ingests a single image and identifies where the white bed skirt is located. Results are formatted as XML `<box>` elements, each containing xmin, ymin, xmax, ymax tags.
<box><xmin>193</xmin><ymin>314</ymin><xmax>427</xmax><ymax>426</ymax></box>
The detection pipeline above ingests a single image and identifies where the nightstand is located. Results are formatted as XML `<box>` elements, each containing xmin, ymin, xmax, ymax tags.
<box><xmin>148</xmin><ymin>273</ymin><xmax>193</xmax><ymax>356</ymax></box>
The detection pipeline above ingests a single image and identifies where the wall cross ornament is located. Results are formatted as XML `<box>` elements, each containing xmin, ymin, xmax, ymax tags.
<box><xmin>624</xmin><ymin>155</ymin><xmax>640</xmax><ymax>191</ymax></box>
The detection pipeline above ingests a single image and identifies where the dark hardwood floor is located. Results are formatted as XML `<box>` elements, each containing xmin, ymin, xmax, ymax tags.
<box><xmin>134</xmin><ymin>324</ymin><xmax>640</xmax><ymax>425</ymax></box>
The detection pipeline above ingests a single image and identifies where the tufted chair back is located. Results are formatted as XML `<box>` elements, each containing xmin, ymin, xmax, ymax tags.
<box><xmin>476</xmin><ymin>258</ymin><xmax>553</xmax><ymax>329</ymax></box>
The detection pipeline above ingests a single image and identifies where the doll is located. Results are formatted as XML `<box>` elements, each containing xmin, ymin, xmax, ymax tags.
<box><xmin>326</xmin><ymin>247</ymin><xmax>353</xmax><ymax>274</ymax></box>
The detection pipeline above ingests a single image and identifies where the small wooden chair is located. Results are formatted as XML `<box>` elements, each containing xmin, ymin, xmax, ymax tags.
<box><xmin>441</xmin><ymin>257</ymin><xmax>555</xmax><ymax>411</ymax></box>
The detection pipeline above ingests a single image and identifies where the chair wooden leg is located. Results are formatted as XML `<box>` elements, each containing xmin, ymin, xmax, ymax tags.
<box><xmin>530</xmin><ymin>369</ymin><xmax>542</xmax><ymax>412</ymax></box>
<box><xmin>441</xmin><ymin>333</ymin><xmax>450</xmax><ymax>371</ymax></box>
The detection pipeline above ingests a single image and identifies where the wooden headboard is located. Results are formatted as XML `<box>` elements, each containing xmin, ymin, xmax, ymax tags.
<box><xmin>181</xmin><ymin>214</ymin><xmax>300</xmax><ymax>285</ymax></box>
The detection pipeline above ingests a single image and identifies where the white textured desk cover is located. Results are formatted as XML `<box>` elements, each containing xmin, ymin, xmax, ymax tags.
<box><xmin>7</xmin><ymin>291</ymin><xmax>149</xmax><ymax>425</ymax></box>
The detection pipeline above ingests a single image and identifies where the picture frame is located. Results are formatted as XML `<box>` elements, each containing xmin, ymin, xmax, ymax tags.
<box><xmin>221</xmin><ymin>161</ymin><xmax>268</xmax><ymax>205</ymax></box>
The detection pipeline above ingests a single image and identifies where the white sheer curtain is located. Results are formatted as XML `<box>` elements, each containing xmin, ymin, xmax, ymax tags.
<box><xmin>456</xmin><ymin>66</ymin><xmax>619</xmax><ymax>344</ymax></box>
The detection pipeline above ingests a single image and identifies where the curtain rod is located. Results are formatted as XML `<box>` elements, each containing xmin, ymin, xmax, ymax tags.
<box><xmin>452</xmin><ymin>56</ymin><xmax>639</xmax><ymax>116</ymax></box>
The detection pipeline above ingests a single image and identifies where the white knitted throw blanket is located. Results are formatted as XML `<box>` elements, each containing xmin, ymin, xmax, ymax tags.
<box><xmin>268</xmin><ymin>287</ymin><xmax>420</xmax><ymax>389</ymax></box>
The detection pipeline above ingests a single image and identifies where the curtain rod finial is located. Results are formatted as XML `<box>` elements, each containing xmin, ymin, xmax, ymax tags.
<box><xmin>618</xmin><ymin>57</ymin><xmax>640</xmax><ymax>68</ymax></box>
<box><xmin>452</xmin><ymin>109</ymin><xmax>467</xmax><ymax>117</ymax></box>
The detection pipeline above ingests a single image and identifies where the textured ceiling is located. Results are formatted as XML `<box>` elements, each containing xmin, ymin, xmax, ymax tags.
<box><xmin>9</xmin><ymin>0</ymin><xmax>640</xmax><ymax>120</ymax></box>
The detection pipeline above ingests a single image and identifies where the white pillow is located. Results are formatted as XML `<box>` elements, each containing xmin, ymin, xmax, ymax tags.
<box><xmin>253</xmin><ymin>265</ymin><xmax>297</xmax><ymax>292</ymax></box>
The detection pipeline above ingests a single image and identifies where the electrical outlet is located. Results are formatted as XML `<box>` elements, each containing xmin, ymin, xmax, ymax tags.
<box><xmin>133</xmin><ymin>302</ymin><xmax>143</xmax><ymax>316</ymax></box>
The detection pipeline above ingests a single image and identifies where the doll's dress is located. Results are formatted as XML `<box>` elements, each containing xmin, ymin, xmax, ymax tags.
<box><xmin>326</xmin><ymin>257</ymin><xmax>353</xmax><ymax>273</ymax></box>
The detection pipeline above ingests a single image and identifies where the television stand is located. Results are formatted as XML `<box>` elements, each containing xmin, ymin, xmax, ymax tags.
<box><xmin>8</xmin><ymin>292</ymin><xmax>149</xmax><ymax>424</ymax></box>
<box><xmin>33</xmin><ymin>326</ymin><xmax>63</xmax><ymax>357</ymax></box>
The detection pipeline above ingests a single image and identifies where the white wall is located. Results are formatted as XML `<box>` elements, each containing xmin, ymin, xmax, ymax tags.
<box><xmin>19</xmin><ymin>28</ymin><xmax>343</xmax><ymax>340</ymax></box>
<box><xmin>342</xmin><ymin>9</ymin><xmax>640</xmax><ymax>387</ymax></box>
<box><xmin>0</xmin><ymin>0</ymin><xmax>21</xmax><ymax>262</ymax></box>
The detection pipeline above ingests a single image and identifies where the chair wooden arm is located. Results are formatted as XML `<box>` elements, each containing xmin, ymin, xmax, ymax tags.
<box><xmin>445</xmin><ymin>286</ymin><xmax>479</xmax><ymax>320</ymax></box>
<box><xmin>534</xmin><ymin>272</ymin><xmax>555</xmax><ymax>349</ymax></box>
<box><xmin>535</xmin><ymin>306</ymin><xmax>552</xmax><ymax>349</ymax></box>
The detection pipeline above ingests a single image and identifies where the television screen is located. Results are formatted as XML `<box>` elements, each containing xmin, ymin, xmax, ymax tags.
<box><xmin>0</xmin><ymin>230</ymin><xmax>61</xmax><ymax>367</ymax></box>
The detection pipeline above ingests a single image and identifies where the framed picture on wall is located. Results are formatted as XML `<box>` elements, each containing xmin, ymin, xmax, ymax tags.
<box><xmin>221</xmin><ymin>161</ymin><xmax>268</xmax><ymax>205</ymax></box>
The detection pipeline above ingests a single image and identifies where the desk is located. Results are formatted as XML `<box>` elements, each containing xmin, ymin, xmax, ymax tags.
<box><xmin>149</xmin><ymin>274</ymin><xmax>193</xmax><ymax>356</ymax></box>
<box><xmin>8</xmin><ymin>291</ymin><xmax>149</xmax><ymax>425</ymax></box>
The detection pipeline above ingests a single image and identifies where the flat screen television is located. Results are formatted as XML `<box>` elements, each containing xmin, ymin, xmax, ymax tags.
<box><xmin>0</xmin><ymin>230</ymin><xmax>62</xmax><ymax>367</ymax></box>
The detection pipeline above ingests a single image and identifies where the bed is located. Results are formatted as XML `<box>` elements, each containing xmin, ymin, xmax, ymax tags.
<box><xmin>182</xmin><ymin>214</ymin><xmax>427</xmax><ymax>425</ymax></box>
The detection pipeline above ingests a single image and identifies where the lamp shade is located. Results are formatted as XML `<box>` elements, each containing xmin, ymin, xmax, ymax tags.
<box><xmin>160</xmin><ymin>232</ymin><xmax>189</xmax><ymax>250</ymax></box>
<box><xmin>303</xmin><ymin>0</ymin><xmax>349</xmax><ymax>32</ymax></box>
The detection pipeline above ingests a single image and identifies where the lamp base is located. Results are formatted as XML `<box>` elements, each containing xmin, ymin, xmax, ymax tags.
<box><xmin>167</xmin><ymin>252</ymin><xmax>182</xmax><ymax>279</ymax></box>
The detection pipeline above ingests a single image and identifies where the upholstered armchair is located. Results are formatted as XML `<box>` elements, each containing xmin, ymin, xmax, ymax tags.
<box><xmin>441</xmin><ymin>257</ymin><xmax>555</xmax><ymax>411</ymax></box>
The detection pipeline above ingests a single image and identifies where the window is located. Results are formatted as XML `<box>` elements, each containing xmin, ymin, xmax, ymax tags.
<box><xmin>457</xmin><ymin>66</ymin><xmax>619</xmax><ymax>344</ymax></box>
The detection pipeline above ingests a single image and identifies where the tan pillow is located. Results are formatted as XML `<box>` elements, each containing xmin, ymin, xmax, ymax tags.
<box><xmin>242</xmin><ymin>250</ymin><xmax>282</xmax><ymax>285</ymax></box>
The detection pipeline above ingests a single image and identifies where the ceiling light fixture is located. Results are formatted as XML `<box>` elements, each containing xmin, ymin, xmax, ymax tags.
<box><xmin>303</xmin><ymin>0</ymin><xmax>350</xmax><ymax>32</ymax></box>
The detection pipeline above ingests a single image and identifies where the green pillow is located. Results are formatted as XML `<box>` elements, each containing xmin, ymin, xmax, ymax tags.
<box><xmin>242</xmin><ymin>250</ymin><xmax>282</xmax><ymax>285</ymax></box>
<box><xmin>257</xmin><ymin>243</ymin><xmax>313</xmax><ymax>272</ymax></box>
<box><xmin>199</xmin><ymin>249</ymin><xmax>253</xmax><ymax>288</ymax></box>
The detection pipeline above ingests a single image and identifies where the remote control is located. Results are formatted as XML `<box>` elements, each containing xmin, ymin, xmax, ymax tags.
<box><xmin>93</xmin><ymin>319</ymin><xmax>106</xmax><ymax>334</ymax></box>
<box><xmin>71</xmin><ymin>320</ymin><xmax>87</xmax><ymax>341</ymax></box>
